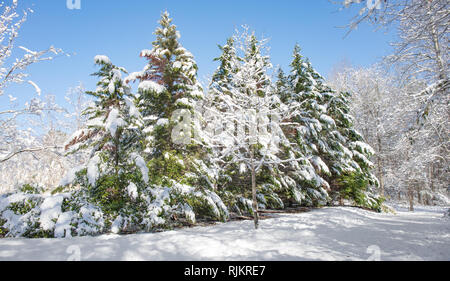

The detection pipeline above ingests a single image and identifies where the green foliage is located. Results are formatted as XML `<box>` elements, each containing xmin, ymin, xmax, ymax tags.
<box><xmin>148</xmin><ymin>152</ymin><xmax>185</xmax><ymax>185</ymax></box>
<box><xmin>90</xmin><ymin>174</ymin><xmax>126</xmax><ymax>214</ymax></box>
<box><xmin>8</xmin><ymin>199</ymin><xmax>38</xmax><ymax>215</ymax></box>
<box><xmin>0</xmin><ymin>219</ymin><xmax>7</xmax><ymax>237</ymax></box>
<box><xmin>19</xmin><ymin>184</ymin><xmax>44</xmax><ymax>195</ymax></box>
<box><xmin>336</xmin><ymin>172</ymin><xmax>384</xmax><ymax>211</ymax></box>
<box><xmin>258</xmin><ymin>184</ymin><xmax>284</xmax><ymax>210</ymax></box>
<box><xmin>337</xmin><ymin>172</ymin><xmax>369</xmax><ymax>201</ymax></box>
<box><xmin>185</xmin><ymin>194</ymin><xmax>221</xmax><ymax>222</ymax></box>
<box><xmin>23</xmin><ymin>226</ymin><xmax>54</xmax><ymax>239</ymax></box>
<box><xmin>51</xmin><ymin>186</ymin><xmax>66</xmax><ymax>195</ymax></box>
<box><xmin>234</xmin><ymin>196</ymin><xmax>255</xmax><ymax>216</ymax></box>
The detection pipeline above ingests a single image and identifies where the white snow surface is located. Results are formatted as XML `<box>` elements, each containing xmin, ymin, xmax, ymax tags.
<box><xmin>0</xmin><ymin>206</ymin><xmax>448</xmax><ymax>261</ymax></box>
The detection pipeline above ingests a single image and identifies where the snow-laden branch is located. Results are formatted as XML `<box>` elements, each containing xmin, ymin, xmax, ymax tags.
<box><xmin>0</xmin><ymin>0</ymin><xmax>66</xmax><ymax>168</ymax></box>
<box><xmin>0</xmin><ymin>145</ymin><xmax>62</xmax><ymax>163</ymax></box>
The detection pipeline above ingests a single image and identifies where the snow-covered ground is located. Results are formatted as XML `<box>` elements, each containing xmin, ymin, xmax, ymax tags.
<box><xmin>0</xmin><ymin>206</ymin><xmax>449</xmax><ymax>261</ymax></box>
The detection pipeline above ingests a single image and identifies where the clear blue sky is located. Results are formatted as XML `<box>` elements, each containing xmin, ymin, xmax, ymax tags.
<box><xmin>10</xmin><ymin>0</ymin><xmax>396</xmax><ymax>108</ymax></box>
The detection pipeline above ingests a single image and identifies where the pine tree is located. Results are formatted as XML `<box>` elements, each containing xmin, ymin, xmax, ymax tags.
<box><xmin>275</xmin><ymin>44</ymin><xmax>381</xmax><ymax>210</ymax></box>
<box><xmin>210</xmin><ymin>37</ymin><xmax>239</xmax><ymax>94</ymax></box>
<box><xmin>126</xmin><ymin>11</ymin><xmax>228</xmax><ymax>224</ymax></box>
<box><xmin>64</xmin><ymin>55</ymin><xmax>149</xmax><ymax>228</ymax></box>
<box><xmin>323</xmin><ymin>90</ymin><xmax>381</xmax><ymax>209</ymax></box>
<box><xmin>126</xmin><ymin>11</ymin><xmax>204</xmax><ymax>153</ymax></box>
<box><xmin>275</xmin><ymin>68</ymin><xmax>290</xmax><ymax>103</ymax></box>
<box><xmin>274</xmin><ymin>45</ymin><xmax>332</xmax><ymax>207</ymax></box>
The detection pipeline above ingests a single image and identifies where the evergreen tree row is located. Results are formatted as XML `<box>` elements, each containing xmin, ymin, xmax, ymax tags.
<box><xmin>0</xmin><ymin>11</ymin><xmax>382</xmax><ymax>238</ymax></box>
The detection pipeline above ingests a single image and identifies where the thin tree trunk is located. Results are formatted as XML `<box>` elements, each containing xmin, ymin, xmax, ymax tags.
<box><xmin>378</xmin><ymin>167</ymin><xmax>384</xmax><ymax>197</ymax></box>
<box><xmin>429</xmin><ymin>3</ymin><xmax>446</xmax><ymax>81</ymax></box>
<box><xmin>405</xmin><ymin>142</ymin><xmax>414</xmax><ymax>212</ymax></box>
<box><xmin>408</xmin><ymin>184</ymin><xmax>414</xmax><ymax>212</ymax></box>
<box><xmin>417</xmin><ymin>186</ymin><xmax>422</xmax><ymax>205</ymax></box>
<box><xmin>250</xmin><ymin>149</ymin><xmax>259</xmax><ymax>230</ymax></box>
<box><xmin>429</xmin><ymin>165</ymin><xmax>435</xmax><ymax>192</ymax></box>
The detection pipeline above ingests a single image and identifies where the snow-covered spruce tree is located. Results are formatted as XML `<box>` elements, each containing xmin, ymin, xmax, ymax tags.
<box><xmin>278</xmin><ymin>45</ymin><xmax>381</xmax><ymax>210</ymax></box>
<box><xmin>275</xmin><ymin>68</ymin><xmax>291</xmax><ymax>104</ymax></box>
<box><xmin>62</xmin><ymin>55</ymin><xmax>153</xmax><ymax>233</ymax></box>
<box><xmin>125</xmin><ymin>11</ymin><xmax>228</xmax><ymax>225</ymax></box>
<box><xmin>206</xmin><ymin>30</ymin><xmax>297</xmax><ymax>229</ymax></box>
<box><xmin>328</xmin><ymin>65</ymin><xmax>391</xmax><ymax>197</ymax></box>
<box><xmin>0</xmin><ymin>58</ymin><xmax>139</xmax><ymax>238</ymax></box>
<box><xmin>210</xmin><ymin>37</ymin><xmax>240</xmax><ymax>94</ymax></box>
<box><xmin>274</xmin><ymin>45</ymin><xmax>333</xmax><ymax>207</ymax></box>
<box><xmin>323</xmin><ymin>90</ymin><xmax>381</xmax><ymax>210</ymax></box>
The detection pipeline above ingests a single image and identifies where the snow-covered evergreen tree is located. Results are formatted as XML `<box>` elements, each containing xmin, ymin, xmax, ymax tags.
<box><xmin>0</xmin><ymin>56</ymin><xmax>149</xmax><ymax>238</ymax></box>
<box><xmin>126</xmin><ymin>11</ymin><xmax>204</xmax><ymax>168</ymax></box>
<box><xmin>275</xmin><ymin>68</ymin><xmax>290</xmax><ymax>104</ymax></box>
<box><xmin>126</xmin><ymin>11</ymin><xmax>229</xmax><ymax>224</ymax></box>
<box><xmin>206</xmin><ymin>29</ymin><xmax>296</xmax><ymax>228</ymax></box>
<box><xmin>276</xmin><ymin>45</ymin><xmax>381</xmax><ymax>210</ymax></box>
<box><xmin>323</xmin><ymin>90</ymin><xmax>381</xmax><ymax>209</ymax></box>
<box><xmin>274</xmin><ymin>45</ymin><xmax>333</xmax><ymax>207</ymax></box>
<box><xmin>210</xmin><ymin>37</ymin><xmax>240</xmax><ymax>94</ymax></box>
<box><xmin>62</xmin><ymin>55</ymin><xmax>150</xmax><ymax>229</ymax></box>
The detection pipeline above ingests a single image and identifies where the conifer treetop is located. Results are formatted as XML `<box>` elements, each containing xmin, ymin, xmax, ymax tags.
<box><xmin>65</xmin><ymin>56</ymin><xmax>136</xmax><ymax>155</ymax></box>
<box><xmin>290</xmin><ymin>45</ymin><xmax>333</xmax><ymax>96</ymax></box>
<box><xmin>126</xmin><ymin>10</ymin><xmax>201</xmax><ymax>100</ymax></box>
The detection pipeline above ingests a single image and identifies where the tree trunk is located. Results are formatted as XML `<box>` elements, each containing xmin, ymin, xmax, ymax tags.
<box><xmin>378</xmin><ymin>171</ymin><xmax>384</xmax><ymax>197</ymax></box>
<box><xmin>405</xmin><ymin>142</ymin><xmax>414</xmax><ymax>212</ymax></box>
<box><xmin>417</xmin><ymin>188</ymin><xmax>422</xmax><ymax>205</ymax></box>
<box><xmin>250</xmin><ymin>149</ymin><xmax>259</xmax><ymax>230</ymax></box>
<box><xmin>408</xmin><ymin>185</ymin><xmax>414</xmax><ymax>212</ymax></box>
<box><xmin>429</xmin><ymin>165</ymin><xmax>435</xmax><ymax>192</ymax></box>
<box><xmin>429</xmin><ymin>2</ymin><xmax>446</xmax><ymax>82</ymax></box>
<box><xmin>376</xmin><ymin>134</ymin><xmax>384</xmax><ymax>197</ymax></box>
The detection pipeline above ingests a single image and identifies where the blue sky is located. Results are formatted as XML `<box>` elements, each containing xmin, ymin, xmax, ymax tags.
<box><xmin>9</xmin><ymin>0</ymin><xmax>396</xmax><ymax>108</ymax></box>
